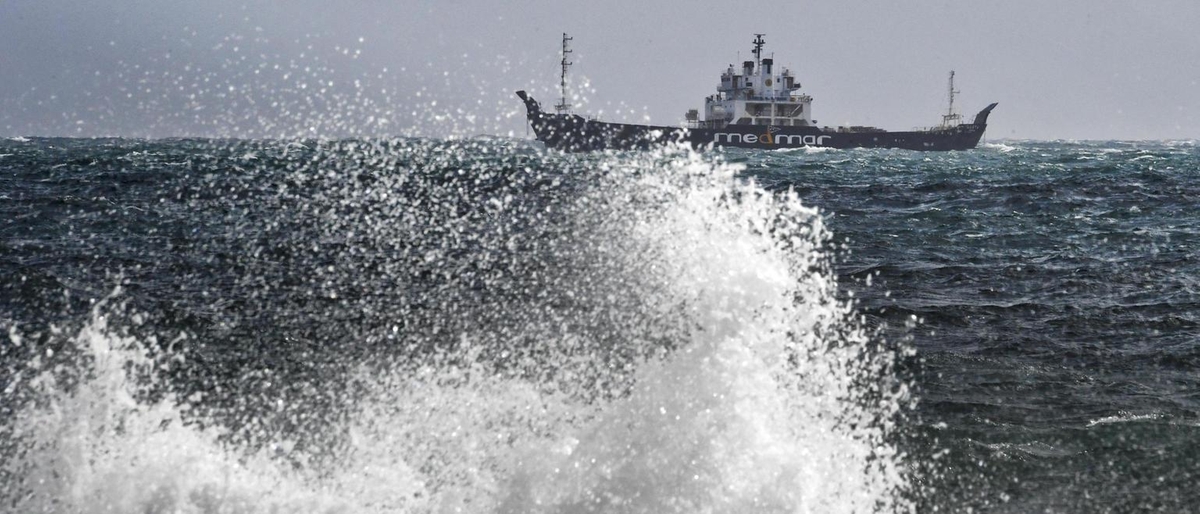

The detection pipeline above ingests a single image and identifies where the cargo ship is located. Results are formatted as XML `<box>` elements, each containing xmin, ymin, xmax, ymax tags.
<box><xmin>516</xmin><ymin>34</ymin><xmax>997</xmax><ymax>152</ymax></box>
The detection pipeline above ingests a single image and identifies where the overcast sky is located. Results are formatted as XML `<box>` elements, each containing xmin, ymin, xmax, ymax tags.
<box><xmin>2</xmin><ymin>0</ymin><xmax>1197</xmax><ymax>140</ymax></box>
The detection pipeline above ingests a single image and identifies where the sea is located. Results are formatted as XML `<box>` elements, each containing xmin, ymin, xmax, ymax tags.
<box><xmin>1</xmin><ymin>136</ymin><xmax>1197</xmax><ymax>513</ymax></box>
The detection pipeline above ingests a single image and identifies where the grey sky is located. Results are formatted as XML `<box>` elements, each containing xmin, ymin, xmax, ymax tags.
<box><xmin>2</xmin><ymin>0</ymin><xmax>1197</xmax><ymax>140</ymax></box>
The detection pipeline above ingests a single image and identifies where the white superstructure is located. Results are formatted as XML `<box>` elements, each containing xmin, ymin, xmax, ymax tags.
<box><xmin>686</xmin><ymin>34</ymin><xmax>815</xmax><ymax>129</ymax></box>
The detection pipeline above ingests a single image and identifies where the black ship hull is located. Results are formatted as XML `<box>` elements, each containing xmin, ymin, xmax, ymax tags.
<box><xmin>517</xmin><ymin>91</ymin><xmax>997</xmax><ymax>152</ymax></box>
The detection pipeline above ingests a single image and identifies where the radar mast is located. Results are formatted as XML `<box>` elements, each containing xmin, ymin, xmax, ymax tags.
<box><xmin>556</xmin><ymin>32</ymin><xmax>574</xmax><ymax>113</ymax></box>
<box><xmin>942</xmin><ymin>70</ymin><xmax>962</xmax><ymax>127</ymax></box>
<box><xmin>751</xmin><ymin>34</ymin><xmax>765</xmax><ymax>69</ymax></box>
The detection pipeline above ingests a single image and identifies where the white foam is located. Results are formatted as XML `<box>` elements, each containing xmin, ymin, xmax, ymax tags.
<box><xmin>1087</xmin><ymin>411</ymin><xmax>1162</xmax><ymax>427</ymax></box>
<box><xmin>6</xmin><ymin>300</ymin><xmax>359</xmax><ymax>513</ymax></box>
<box><xmin>772</xmin><ymin>145</ymin><xmax>837</xmax><ymax>154</ymax></box>
<box><xmin>6</xmin><ymin>143</ymin><xmax>914</xmax><ymax>513</ymax></box>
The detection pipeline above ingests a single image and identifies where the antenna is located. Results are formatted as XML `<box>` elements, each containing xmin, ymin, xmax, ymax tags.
<box><xmin>942</xmin><ymin>70</ymin><xmax>962</xmax><ymax>127</ymax></box>
<box><xmin>556</xmin><ymin>32</ymin><xmax>574</xmax><ymax>113</ymax></box>
<box><xmin>752</xmin><ymin>34</ymin><xmax>765</xmax><ymax>68</ymax></box>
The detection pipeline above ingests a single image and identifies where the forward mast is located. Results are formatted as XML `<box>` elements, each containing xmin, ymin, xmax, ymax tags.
<box><xmin>555</xmin><ymin>32</ymin><xmax>573</xmax><ymax>113</ymax></box>
<box><xmin>941</xmin><ymin>71</ymin><xmax>962</xmax><ymax>127</ymax></box>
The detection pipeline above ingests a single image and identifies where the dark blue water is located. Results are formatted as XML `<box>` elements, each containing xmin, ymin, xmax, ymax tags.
<box><xmin>1</xmin><ymin>137</ymin><xmax>1198</xmax><ymax>512</ymax></box>
<box><xmin>753</xmin><ymin>141</ymin><xmax>1200</xmax><ymax>512</ymax></box>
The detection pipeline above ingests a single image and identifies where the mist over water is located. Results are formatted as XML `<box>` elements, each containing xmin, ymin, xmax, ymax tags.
<box><xmin>1</xmin><ymin>140</ymin><xmax>913</xmax><ymax>513</ymax></box>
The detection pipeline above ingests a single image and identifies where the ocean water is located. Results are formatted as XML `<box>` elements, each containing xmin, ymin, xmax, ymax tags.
<box><xmin>1</xmin><ymin>136</ymin><xmax>1197</xmax><ymax>513</ymax></box>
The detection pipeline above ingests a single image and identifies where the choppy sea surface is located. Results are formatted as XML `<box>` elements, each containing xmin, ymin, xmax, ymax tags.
<box><xmin>1</xmin><ymin>136</ymin><xmax>1198</xmax><ymax>513</ymax></box>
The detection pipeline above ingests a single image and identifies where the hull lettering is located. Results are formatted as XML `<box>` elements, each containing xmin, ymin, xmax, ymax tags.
<box><xmin>713</xmin><ymin>132</ymin><xmax>830</xmax><ymax>146</ymax></box>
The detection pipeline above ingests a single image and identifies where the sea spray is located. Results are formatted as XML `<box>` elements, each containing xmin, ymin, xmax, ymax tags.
<box><xmin>2</xmin><ymin>296</ymin><xmax>352</xmax><ymax>512</ymax></box>
<box><xmin>490</xmin><ymin>149</ymin><xmax>911</xmax><ymax>512</ymax></box>
<box><xmin>2</xmin><ymin>141</ymin><xmax>914</xmax><ymax>513</ymax></box>
<box><xmin>338</xmin><ymin>145</ymin><xmax>915</xmax><ymax>512</ymax></box>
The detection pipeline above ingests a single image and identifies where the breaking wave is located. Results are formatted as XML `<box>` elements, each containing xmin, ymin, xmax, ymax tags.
<box><xmin>2</xmin><ymin>142</ymin><xmax>913</xmax><ymax>513</ymax></box>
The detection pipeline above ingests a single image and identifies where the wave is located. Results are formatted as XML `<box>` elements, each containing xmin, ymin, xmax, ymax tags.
<box><xmin>981</xmin><ymin>142</ymin><xmax>1016</xmax><ymax>153</ymax></box>
<box><xmin>772</xmin><ymin>145</ymin><xmax>838</xmax><ymax>154</ymax></box>
<box><xmin>1086</xmin><ymin>411</ymin><xmax>1163</xmax><ymax>427</ymax></box>
<box><xmin>2</xmin><ymin>142</ymin><xmax>914</xmax><ymax>513</ymax></box>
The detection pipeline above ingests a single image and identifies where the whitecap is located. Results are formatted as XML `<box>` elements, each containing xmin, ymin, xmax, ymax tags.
<box><xmin>1087</xmin><ymin>411</ymin><xmax>1162</xmax><ymax>427</ymax></box>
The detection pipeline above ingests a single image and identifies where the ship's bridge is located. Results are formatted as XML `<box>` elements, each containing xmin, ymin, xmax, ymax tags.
<box><xmin>686</xmin><ymin>36</ymin><xmax>815</xmax><ymax>129</ymax></box>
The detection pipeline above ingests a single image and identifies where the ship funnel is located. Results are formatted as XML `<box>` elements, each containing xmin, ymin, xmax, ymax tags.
<box><xmin>743</xmin><ymin>60</ymin><xmax>754</xmax><ymax>75</ymax></box>
<box><xmin>762</xmin><ymin>58</ymin><xmax>773</xmax><ymax>76</ymax></box>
